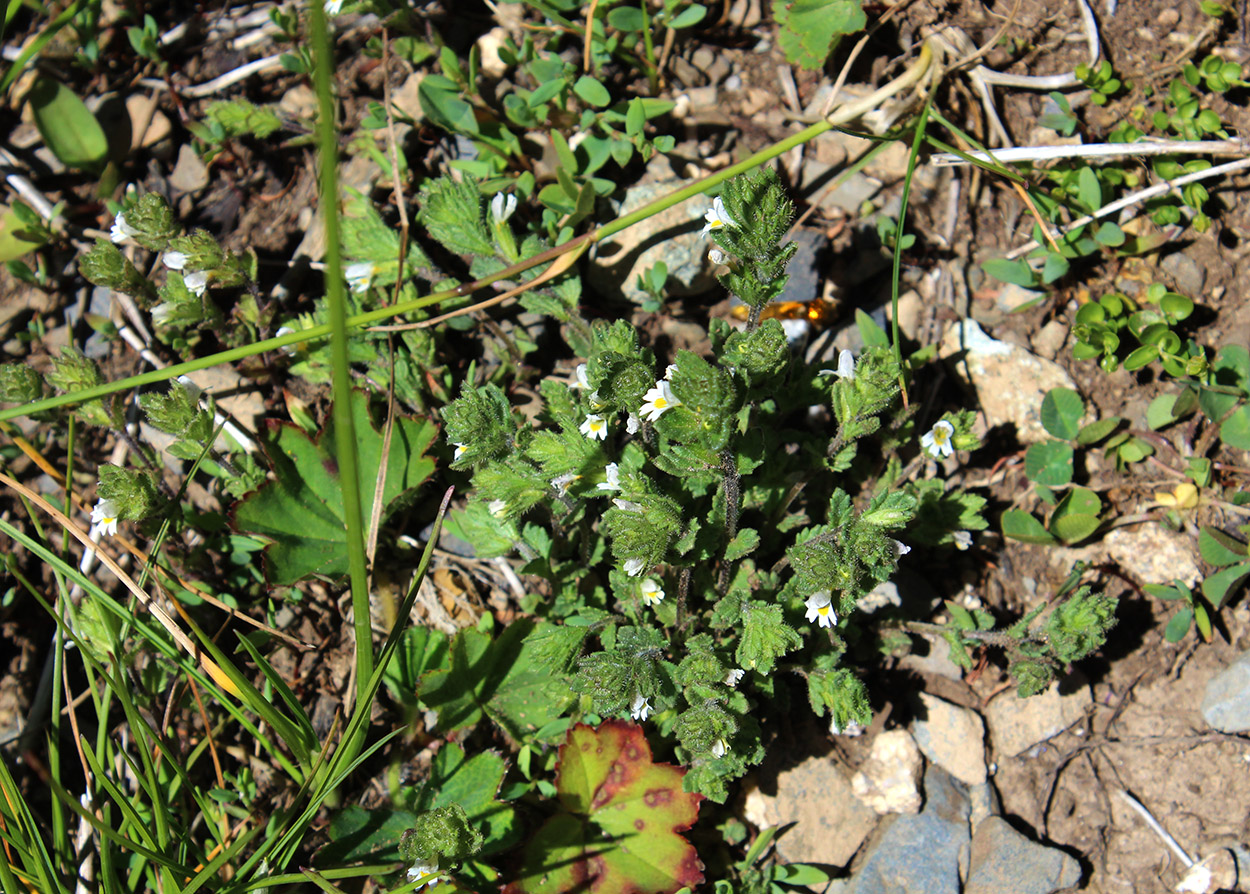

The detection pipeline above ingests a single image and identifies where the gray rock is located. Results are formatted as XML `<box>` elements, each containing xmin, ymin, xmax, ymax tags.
<box><xmin>1104</xmin><ymin>524</ymin><xmax>1202</xmax><ymax>587</ymax></box>
<box><xmin>776</xmin><ymin>228</ymin><xmax>825</xmax><ymax>306</ymax></box>
<box><xmin>1160</xmin><ymin>251</ymin><xmax>1205</xmax><ymax>296</ymax></box>
<box><xmin>912</xmin><ymin>693</ymin><xmax>987</xmax><ymax>785</ymax></box>
<box><xmin>588</xmin><ymin>179</ymin><xmax>717</xmax><ymax>304</ymax></box>
<box><xmin>850</xmin><ymin>766</ymin><xmax>970</xmax><ymax>894</ymax></box>
<box><xmin>964</xmin><ymin>816</ymin><xmax>1082</xmax><ymax>894</ymax></box>
<box><xmin>1202</xmin><ymin>650</ymin><xmax>1250</xmax><ymax>733</ymax></box>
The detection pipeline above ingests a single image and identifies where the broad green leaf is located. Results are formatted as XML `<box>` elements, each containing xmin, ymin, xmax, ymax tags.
<box><xmin>506</xmin><ymin>721</ymin><xmax>704</xmax><ymax>894</ymax></box>
<box><xmin>1199</xmin><ymin>527</ymin><xmax>1248</xmax><ymax>566</ymax></box>
<box><xmin>981</xmin><ymin>257</ymin><xmax>1037</xmax><ymax>287</ymax></box>
<box><xmin>1146</xmin><ymin>394</ymin><xmax>1180</xmax><ymax>430</ymax></box>
<box><xmin>232</xmin><ymin>389</ymin><xmax>436</xmax><ymax>585</ymax></box>
<box><xmin>725</xmin><ymin>528</ymin><xmax>760</xmax><ymax>562</ymax></box>
<box><xmin>419</xmin><ymin>618</ymin><xmax>584</xmax><ymax>739</ymax></box>
<box><xmin>1040</xmin><ymin>388</ymin><xmax>1084</xmax><ymax>440</ymax></box>
<box><xmin>0</xmin><ymin>205</ymin><xmax>46</xmax><ymax>261</ymax></box>
<box><xmin>1123</xmin><ymin>344</ymin><xmax>1159</xmax><ymax>371</ymax></box>
<box><xmin>1041</xmin><ymin>252</ymin><xmax>1069</xmax><ymax>284</ymax></box>
<box><xmin>1203</xmin><ymin>563</ymin><xmax>1250</xmax><ymax>608</ymax></box>
<box><xmin>1049</xmin><ymin>488</ymin><xmax>1102</xmax><ymax>544</ymax></box>
<box><xmin>1164</xmin><ymin>606</ymin><xmax>1193</xmax><ymax>642</ymax></box>
<box><xmin>607</xmin><ymin>6</ymin><xmax>646</xmax><ymax>30</ymax></box>
<box><xmin>855</xmin><ymin>307</ymin><xmax>890</xmax><ymax>347</ymax></box>
<box><xmin>573</xmin><ymin>75</ymin><xmax>611</xmax><ymax>107</ymax></box>
<box><xmin>1221</xmin><ymin>404</ymin><xmax>1250</xmax><ymax>450</ymax></box>
<box><xmin>1024</xmin><ymin>440</ymin><xmax>1073</xmax><ymax>486</ymax></box>
<box><xmin>774</xmin><ymin>864</ymin><xmax>834</xmax><ymax>885</ymax></box>
<box><xmin>1094</xmin><ymin>222</ymin><xmax>1125</xmax><ymax>246</ymax></box>
<box><xmin>737</xmin><ymin>602</ymin><xmax>802</xmax><ymax>675</ymax></box>
<box><xmin>382</xmin><ymin>626</ymin><xmax>449</xmax><ymax>707</ymax></box>
<box><xmin>1076</xmin><ymin>416</ymin><xmax>1121</xmax><ymax>445</ymax></box>
<box><xmin>1077</xmin><ymin>166</ymin><xmax>1102</xmax><ymax>211</ymax></box>
<box><xmin>772</xmin><ymin>0</ymin><xmax>866</xmax><ymax>71</ymax></box>
<box><xmin>669</xmin><ymin>5</ymin><xmax>708</xmax><ymax>27</ymax></box>
<box><xmin>1199</xmin><ymin>345</ymin><xmax>1249</xmax><ymax>421</ymax></box>
<box><xmin>27</xmin><ymin>77</ymin><xmax>108</xmax><ymax>172</ymax></box>
<box><xmin>1001</xmin><ymin>509</ymin><xmax>1056</xmax><ymax>545</ymax></box>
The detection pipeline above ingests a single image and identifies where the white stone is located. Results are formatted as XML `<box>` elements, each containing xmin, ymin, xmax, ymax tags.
<box><xmin>851</xmin><ymin>729</ymin><xmax>924</xmax><ymax>814</ymax></box>
<box><xmin>984</xmin><ymin>680</ymin><xmax>1091</xmax><ymax>757</ymax></box>
<box><xmin>912</xmin><ymin>693</ymin><xmax>987</xmax><ymax>785</ymax></box>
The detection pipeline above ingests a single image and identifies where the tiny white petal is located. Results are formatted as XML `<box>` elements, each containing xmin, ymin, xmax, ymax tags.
<box><xmin>640</xmin><ymin>578</ymin><xmax>665</xmax><ymax>606</ymax></box>
<box><xmin>639</xmin><ymin>380</ymin><xmax>680</xmax><ymax>423</ymax></box>
<box><xmin>176</xmin><ymin>375</ymin><xmax>202</xmax><ymax>403</ymax></box>
<box><xmin>953</xmin><ymin>531</ymin><xmax>973</xmax><ymax>551</ymax></box>
<box><xmin>453</xmin><ymin>442</ymin><xmax>467</xmax><ymax>461</ymax></box>
<box><xmin>491</xmin><ymin>192</ymin><xmax>517</xmax><ymax>224</ymax></box>
<box><xmin>551</xmin><ymin>473</ymin><xmax>579</xmax><ymax>496</ymax></box>
<box><xmin>892</xmin><ymin>539</ymin><xmax>911</xmax><ymax>558</ymax></box>
<box><xmin>571</xmin><ymin>363</ymin><xmax>591</xmax><ymax>390</ymax></box>
<box><xmin>724</xmin><ymin>668</ymin><xmax>745</xmax><ymax>687</ymax></box>
<box><xmin>626</xmin><ymin>413</ymin><xmax>640</xmax><ymax>434</ymax></box>
<box><xmin>91</xmin><ymin>498</ymin><xmax>119</xmax><ymax>537</ymax></box>
<box><xmin>700</xmin><ymin>196</ymin><xmax>736</xmax><ymax>239</ymax></box>
<box><xmin>921</xmin><ymin>420</ymin><xmax>956</xmax><ymax>459</ymax></box>
<box><xmin>711</xmin><ymin>737</ymin><xmax>729</xmax><ymax>758</ymax></box>
<box><xmin>109</xmin><ymin>212</ymin><xmax>138</xmax><ymax>244</ymax></box>
<box><xmin>623</xmin><ymin>557</ymin><xmax>645</xmax><ymax>576</ymax></box>
<box><xmin>406</xmin><ymin>858</ymin><xmax>441</xmax><ymax>889</ymax></box>
<box><xmin>613</xmin><ymin>499</ymin><xmax>643</xmax><ymax>513</ymax></box>
<box><xmin>150</xmin><ymin>302</ymin><xmax>172</xmax><ymax>326</ymax></box>
<box><xmin>708</xmin><ymin>248</ymin><xmax>725</xmax><ymax>265</ymax></box>
<box><xmin>345</xmin><ymin>261</ymin><xmax>374</xmax><ymax>294</ymax></box>
<box><xmin>488</xmin><ymin>499</ymin><xmax>508</xmax><ymax>518</ymax></box>
<box><xmin>663</xmin><ymin>364</ymin><xmax>678</xmax><ymax>381</ymax></box>
<box><xmin>162</xmin><ymin>251</ymin><xmax>188</xmax><ymax>270</ymax></box>
<box><xmin>184</xmin><ymin>271</ymin><xmax>209</xmax><ymax>297</ymax></box>
<box><xmin>598</xmin><ymin>462</ymin><xmax>621</xmax><ymax>491</ymax></box>
<box><xmin>324</xmin><ymin>0</ymin><xmax>344</xmax><ymax>14</ymax></box>
<box><xmin>630</xmin><ymin>693</ymin><xmax>652</xmax><ymax>721</ymax></box>
<box><xmin>804</xmin><ymin>591</ymin><xmax>836</xmax><ymax>628</ymax></box>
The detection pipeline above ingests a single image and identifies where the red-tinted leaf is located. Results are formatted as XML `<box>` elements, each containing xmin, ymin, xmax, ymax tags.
<box><xmin>505</xmin><ymin>721</ymin><xmax>704</xmax><ymax>894</ymax></box>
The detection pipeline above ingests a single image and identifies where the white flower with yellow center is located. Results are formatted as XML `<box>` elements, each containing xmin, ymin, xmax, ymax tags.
<box><xmin>700</xmin><ymin>196</ymin><xmax>735</xmax><ymax>238</ymax></box>
<box><xmin>598</xmin><ymin>462</ymin><xmax>621</xmax><ymax>491</ymax></box>
<box><xmin>921</xmin><ymin>419</ymin><xmax>955</xmax><ymax>458</ymax></box>
<box><xmin>345</xmin><ymin>261</ymin><xmax>374</xmax><ymax>294</ymax></box>
<box><xmin>953</xmin><ymin>531</ymin><xmax>972</xmax><ymax>551</ymax></box>
<box><xmin>724</xmin><ymin>668</ymin><xmax>745</xmax><ymax>687</ymax></box>
<box><xmin>639</xmin><ymin>380</ymin><xmax>680</xmax><ymax>423</ymax></box>
<box><xmin>804</xmin><ymin>591</ymin><xmax>836</xmax><ymax>628</ymax></box>
<box><xmin>488</xmin><ymin>500</ymin><xmax>508</xmax><ymax>518</ymax></box>
<box><xmin>406</xmin><ymin>857</ymin><xmax>441</xmax><ymax>889</ymax></box>
<box><xmin>452</xmin><ymin>442</ymin><xmax>467</xmax><ymax>461</ymax></box>
<box><xmin>580</xmin><ymin>414</ymin><xmax>608</xmax><ymax>441</ymax></box>
<box><xmin>110</xmin><ymin>211</ymin><xmax>138</xmax><ymax>244</ymax></box>
<box><xmin>711</xmin><ymin>737</ymin><xmax>729</xmax><ymax>758</ymax></box>
<box><xmin>91</xmin><ymin>498</ymin><xmax>119</xmax><ymax>537</ymax></box>
<box><xmin>570</xmin><ymin>363</ymin><xmax>590</xmax><ymax>390</ymax></box>
<box><xmin>640</xmin><ymin>578</ymin><xmax>665</xmax><ymax>606</ymax></box>
<box><xmin>630</xmin><ymin>693</ymin><xmax>652</xmax><ymax>722</ymax></box>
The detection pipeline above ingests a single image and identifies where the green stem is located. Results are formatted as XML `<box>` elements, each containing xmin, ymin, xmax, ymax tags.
<box><xmin>640</xmin><ymin>0</ymin><xmax>658</xmax><ymax>94</ymax></box>
<box><xmin>311</xmin><ymin>5</ymin><xmax>374</xmax><ymax>709</ymax></box>
<box><xmin>0</xmin><ymin>44</ymin><xmax>934</xmax><ymax>424</ymax></box>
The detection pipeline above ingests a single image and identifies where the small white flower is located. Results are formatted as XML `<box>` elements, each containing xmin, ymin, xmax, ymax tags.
<box><xmin>551</xmin><ymin>473</ymin><xmax>579</xmax><ymax>497</ymax></box>
<box><xmin>345</xmin><ymin>261</ymin><xmax>374</xmax><ymax>294</ymax></box>
<box><xmin>91</xmin><ymin>498</ymin><xmax>119</xmax><ymax>537</ymax></box>
<box><xmin>892</xmin><ymin>539</ymin><xmax>911</xmax><ymax>558</ymax></box>
<box><xmin>804</xmin><ymin>591</ymin><xmax>836</xmax><ymax>629</ymax></box>
<box><xmin>630</xmin><ymin>693</ymin><xmax>652</xmax><ymax>722</ymax></box>
<box><xmin>724</xmin><ymin>668</ymin><xmax>745</xmax><ymax>687</ymax></box>
<box><xmin>831</xmin><ymin>718</ymin><xmax>864</xmax><ymax>737</ymax></box>
<box><xmin>406</xmin><ymin>858</ymin><xmax>441</xmax><ymax>889</ymax></box>
<box><xmin>151</xmin><ymin>302</ymin><xmax>173</xmax><ymax>326</ymax></box>
<box><xmin>162</xmin><ymin>250</ymin><xmax>188</xmax><ymax>270</ymax></box>
<box><xmin>663</xmin><ymin>364</ymin><xmax>678</xmax><ymax>381</ymax></box>
<box><xmin>708</xmin><ymin>248</ymin><xmax>726</xmax><ymax>266</ymax></box>
<box><xmin>711</xmin><ymin>737</ymin><xmax>729</xmax><ymax>758</ymax></box>
<box><xmin>275</xmin><ymin>325</ymin><xmax>298</xmax><ymax>356</ymax></box>
<box><xmin>921</xmin><ymin>419</ymin><xmax>955</xmax><ymax>458</ymax></box>
<box><xmin>184</xmin><ymin>270</ymin><xmax>209</xmax><ymax>297</ymax></box>
<box><xmin>598</xmin><ymin>462</ymin><xmax>621</xmax><ymax>491</ymax></box>
<box><xmin>640</xmin><ymin>578</ymin><xmax>665</xmax><ymax>606</ymax></box>
<box><xmin>623</xmin><ymin>557</ymin><xmax>646</xmax><ymax>576</ymax></box>
<box><xmin>176</xmin><ymin>375</ymin><xmax>202</xmax><ymax>403</ymax></box>
<box><xmin>626</xmin><ymin>413</ymin><xmax>640</xmax><ymax>435</ymax></box>
<box><xmin>490</xmin><ymin>192</ymin><xmax>518</xmax><ymax>224</ymax></box>
<box><xmin>570</xmin><ymin>363</ymin><xmax>591</xmax><ymax>390</ymax></box>
<box><xmin>587</xmin><ymin>390</ymin><xmax>606</xmax><ymax>411</ymax></box>
<box><xmin>953</xmin><ymin>531</ymin><xmax>973</xmax><ymax>551</ymax></box>
<box><xmin>109</xmin><ymin>211</ymin><xmax>138</xmax><ymax>244</ymax></box>
<box><xmin>639</xmin><ymin>380</ymin><xmax>680</xmax><ymax>423</ymax></box>
<box><xmin>453</xmin><ymin>442</ymin><xmax>467</xmax><ymax>461</ymax></box>
<box><xmin>700</xmin><ymin>196</ymin><xmax>736</xmax><ymax>238</ymax></box>
<box><xmin>613</xmin><ymin>498</ymin><xmax>643</xmax><ymax>513</ymax></box>
<box><xmin>324</xmin><ymin>0</ymin><xmax>344</xmax><ymax>14</ymax></box>
<box><xmin>580</xmin><ymin>414</ymin><xmax>608</xmax><ymax>441</ymax></box>
<box><xmin>819</xmin><ymin>349</ymin><xmax>856</xmax><ymax>380</ymax></box>
<box><xmin>488</xmin><ymin>499</ymin><xmax>508</xmax><ymax>518</ymax></box>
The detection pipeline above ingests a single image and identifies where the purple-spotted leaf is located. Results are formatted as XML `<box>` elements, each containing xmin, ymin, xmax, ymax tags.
<box><xmin>506</xmin><ymin>721</ymin><xmax>704</xmax><ymax>894</ymax></box>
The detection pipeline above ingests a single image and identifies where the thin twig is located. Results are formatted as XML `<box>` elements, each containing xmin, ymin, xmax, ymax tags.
<box><xmin>1116</xmin><ymin>789</ymin><xmax>1195</xmax><ymax>867</ymax></box>
<box><xmin>932</xmin><ymin>139</ymin><xmax>1250</xmax><ymax>167</ymax></box>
